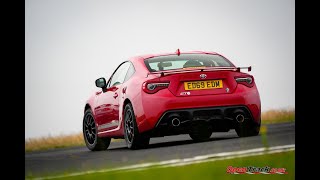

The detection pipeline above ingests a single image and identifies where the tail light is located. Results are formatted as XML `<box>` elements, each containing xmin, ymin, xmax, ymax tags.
<box><xmin>142</xmin><ymin>81</ymin><xmax>170</xmax><ymax>94</ymax></box>
<box><xmin>235</xmin><ymin>76</ymin><xmax>254</xmax><ymax>87</ymax></box>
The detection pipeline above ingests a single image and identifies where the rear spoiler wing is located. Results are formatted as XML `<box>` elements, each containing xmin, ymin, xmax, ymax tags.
<box><xmin>147</xmin><ymin>66</ymin><xmax>252</xmax><ymax>77</ymax></box>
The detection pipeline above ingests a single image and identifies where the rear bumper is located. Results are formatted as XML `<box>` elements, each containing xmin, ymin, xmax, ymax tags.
<box><xmin>152</xmin><ymin>105</ymin><xmax>257</xmax><ymax>136</ymax></box>
<box><xmin>136</xmin><ymin>84</ymin><xmax>261</xmax><ymax>133</ymax></box>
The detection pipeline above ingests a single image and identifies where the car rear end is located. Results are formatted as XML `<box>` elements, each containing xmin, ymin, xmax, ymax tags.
<box><xmin>140</xmin><ymin>53</ymin><xmax>261</xmax><ymax>137</ymax></box>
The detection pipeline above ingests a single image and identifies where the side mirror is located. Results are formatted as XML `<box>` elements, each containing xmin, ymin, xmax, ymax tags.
<box><xmin>95</xmin><ymin>78</ymin><xmax>107</xmax><ymax>92</ymax></box>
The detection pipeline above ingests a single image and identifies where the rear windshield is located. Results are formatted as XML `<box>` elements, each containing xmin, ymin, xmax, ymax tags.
<box><xmin>144</xmin><ymin>54</ymin><xmax>234</xmax><ymax>72</ymax></box>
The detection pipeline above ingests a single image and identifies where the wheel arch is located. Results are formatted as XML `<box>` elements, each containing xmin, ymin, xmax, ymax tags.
<box><xmin>121</xmin><ymin>98</ymin><xmax>132</xmax><ymax>133</ymax></box>
<box><xmin>84</xmin><ymin>104</ymin><xmax>91</xmax><ymax>112</ymax></box>
<box><xmin>123</xmin><ymin>98</ymin><xmax>132</xmax><ymax>112</ymax></box>
<box><xmin>122</xmin><ymin>98</ymin><xmax>133</xmax><ymax>124</ymax></box>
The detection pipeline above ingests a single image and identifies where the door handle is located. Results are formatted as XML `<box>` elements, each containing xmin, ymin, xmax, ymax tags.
<box><xmin>113</xmin><ymin>92</ymin><xmax>118</xmax><ymax>99</ymax></box>
<box><xmin>122</xmin><ymin>86</ymin><xmax>127</xmax><ymax>94</ymax></box>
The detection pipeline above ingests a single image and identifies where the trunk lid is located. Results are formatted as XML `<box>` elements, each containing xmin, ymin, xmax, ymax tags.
<box><xmin>159</xmin><ymin>70</ymin><xmax>237</xmax><ymax>97</ymax></box>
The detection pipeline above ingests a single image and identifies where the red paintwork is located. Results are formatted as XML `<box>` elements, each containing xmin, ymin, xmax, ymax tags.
<box><xmin>84</xmin><ymin>51</ymin><xmax>261</xmax><ymax>138</ymax></box>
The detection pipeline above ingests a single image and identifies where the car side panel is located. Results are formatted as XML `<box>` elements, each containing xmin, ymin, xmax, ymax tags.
<box><xmin>96</xmin><ymin>59</ymin><xmax>150</xmax><ymax>137</ymax></box>
<box><xmin>94</xmin><ymin>86</ymin><xmax>121</xmax><ymax>132</ymax></box>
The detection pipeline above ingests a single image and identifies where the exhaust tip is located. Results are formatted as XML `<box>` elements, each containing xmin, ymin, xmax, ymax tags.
<box><xmin>236</xmin><ymin>114</ymin><xmax>245</xmax><ymax>123</ymax></box>
<box><xmin>172</xmin><ymin>118</ymin><xmax>181</xmax><ymax>126</ymax></box>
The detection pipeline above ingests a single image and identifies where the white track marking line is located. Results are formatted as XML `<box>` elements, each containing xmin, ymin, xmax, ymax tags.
<box><xmin>28</xmin><ymin>144</ymin><xmax>295</xmax><ymax>180</ymax></box>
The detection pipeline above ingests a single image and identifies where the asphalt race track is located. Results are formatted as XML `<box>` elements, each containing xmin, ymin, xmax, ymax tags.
<box><xmin>25</xmin><ymin>122</ymin><xmax>295</xmax><ymax>177</ymax></box>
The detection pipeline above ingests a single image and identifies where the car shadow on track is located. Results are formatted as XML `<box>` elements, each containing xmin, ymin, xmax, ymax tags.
<box><xmin>147</xmin><ymin>136</ymin><xmax>239</xmax><ymax>149</ymax></box>
<box><xmin>108</xmin><ymin>136</ymin><xmax>239</xmax><ymax>151</ymax></box>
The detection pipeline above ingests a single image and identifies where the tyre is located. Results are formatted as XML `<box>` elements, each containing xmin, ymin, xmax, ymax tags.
<box><xmin>124</xmin><ymin>103</ymin><xmax>150</xmax><ymax>149</ymax></box>
<box><xmin>235</xmin><ymin>119</ymin><xmax>260</xmax><ymax>137</ymax></box>
<box><xmin>83</xmin><ymin>109</ymin><xmax>111</xmax><ymax>151</ymax></box>
<box><xmin>189</xmin><ymin>123</ymin><xmax>212</xmax><ymax>142</ymax></box>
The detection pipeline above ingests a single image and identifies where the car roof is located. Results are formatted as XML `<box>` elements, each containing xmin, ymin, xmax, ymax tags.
<box><xmin>129</xmin><ymin>50</ymin><xmax>220</xmax><ymax>63</ymax></box>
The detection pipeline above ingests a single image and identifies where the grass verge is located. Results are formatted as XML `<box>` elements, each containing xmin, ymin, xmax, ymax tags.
<box><xmin>25</xmin><ymin>133</ymin><xmax>123</xmax><ymax>152</ymax></box>
<box><xmin>25</xmin><ymin>133</ymin><xmax>85</xmax><ymax>152</ymax></box>
<box><xmin>47</xmin><ymin>150</ymin><xmax>294</xmax><ymax>180</ymax></box>
<box><xmin>261</xmin><ymin>108</ymin><xmax>295</xmax><ymax>124</ymax></box>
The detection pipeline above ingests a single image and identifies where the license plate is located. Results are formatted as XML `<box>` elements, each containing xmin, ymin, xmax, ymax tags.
<box><xmin>184</xmin><ymin>80</ymin><xmax>223</xmax><ymax>90</ymax></box>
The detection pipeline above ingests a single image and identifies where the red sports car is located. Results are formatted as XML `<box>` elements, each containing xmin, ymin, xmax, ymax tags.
<box><xmin>83</xmin><ymin>50</ymin><xmax>261</xmax><ymax>151</ymax></box>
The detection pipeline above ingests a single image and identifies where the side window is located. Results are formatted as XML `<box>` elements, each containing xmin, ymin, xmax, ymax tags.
<box><xmin>108</xmin><ymin>62</ymin><xmax>130</xmax><ymax>88</ymax></box>
<box><xmin>124</xmin><ymin>63</ymin><xmax>135</xmax><ymax>82</ymax></box>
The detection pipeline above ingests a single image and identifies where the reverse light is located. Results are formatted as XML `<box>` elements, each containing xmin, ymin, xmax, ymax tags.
<box><xmin>235</xmin><ymin>76</ymin><xmax>254</xmax><ymax>87</ymax></box>
<box><xmin>143</xmin><ymin>82</ymin><xmax>170</xmax><ymax>94</ymax></box>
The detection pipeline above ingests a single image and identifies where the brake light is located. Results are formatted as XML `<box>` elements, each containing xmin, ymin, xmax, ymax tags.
<box><xmin>142</xmin><ymin>82</ymin><xmax>170</xmax><ymax>94</ymax></box>
<box><xmin>235</xmin><ymin>76</ymin><xmax>254</xmax><ymax>87</ymax></box>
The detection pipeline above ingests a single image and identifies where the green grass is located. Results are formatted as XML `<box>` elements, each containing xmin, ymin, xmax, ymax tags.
<box><xmin>51</xmin><ymin>151</ymin><xmax>294</xmax><ymax>180</ymax></box>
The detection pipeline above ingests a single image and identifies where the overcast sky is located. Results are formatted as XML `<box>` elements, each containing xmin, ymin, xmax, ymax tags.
<box><xmin>25</xmin><ymin>0</ymin><xmax>295</xmax><ymax>139</ymax></box>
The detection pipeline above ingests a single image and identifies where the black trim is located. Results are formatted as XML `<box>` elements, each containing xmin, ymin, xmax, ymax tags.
<box><xmin>149</xmin><ymin>105</ymin><xmax>258</xmax><ymax>137</ymax></box>
<box><xmin>155</xmin><ymin>105</ymin><xmax>255</xmax><ymax>128</ymax></box>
